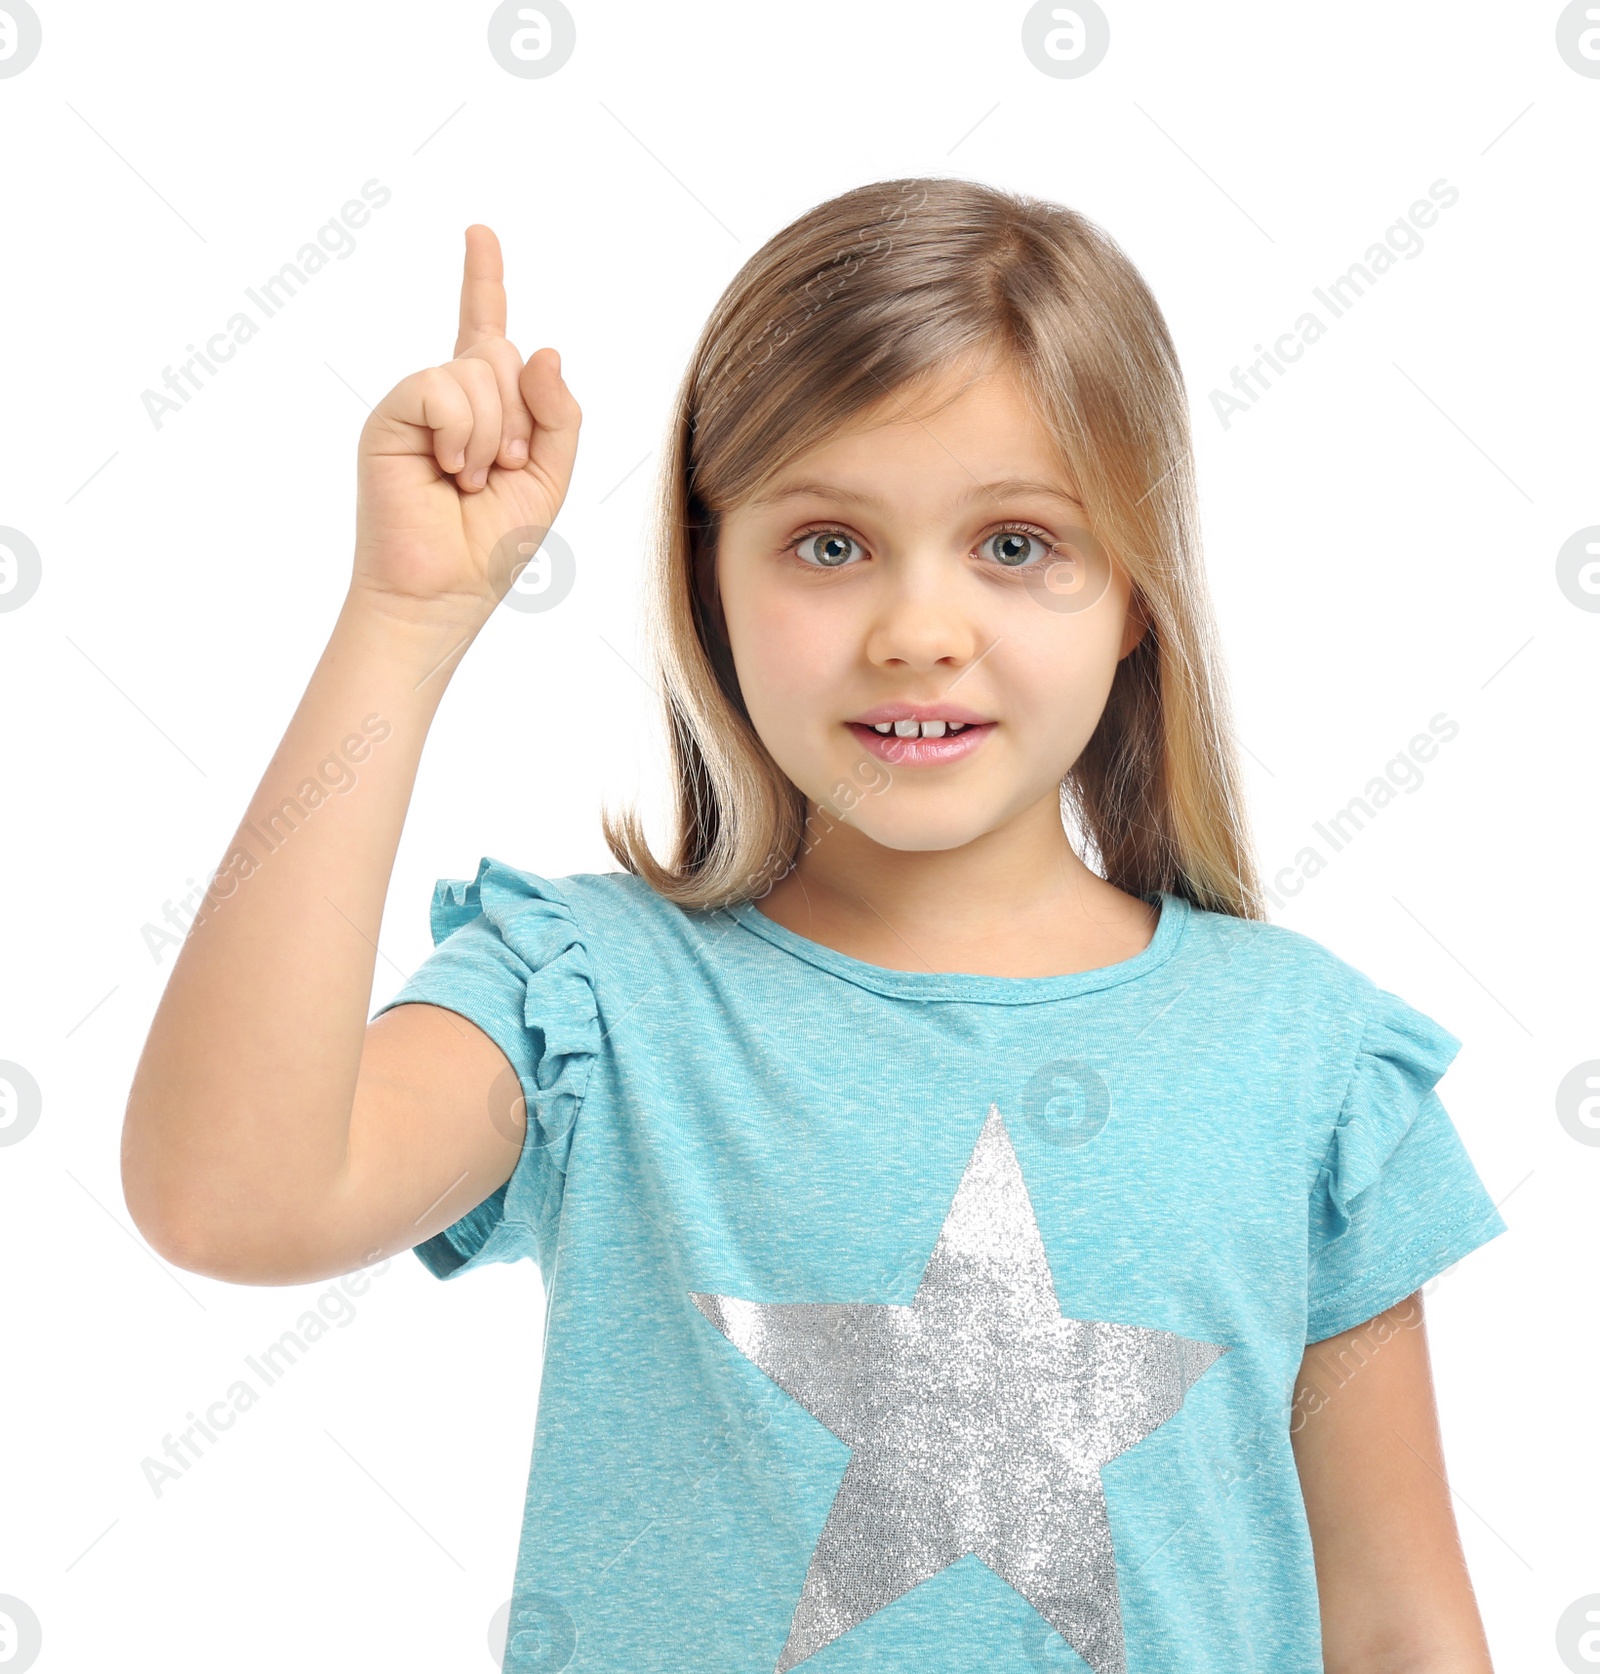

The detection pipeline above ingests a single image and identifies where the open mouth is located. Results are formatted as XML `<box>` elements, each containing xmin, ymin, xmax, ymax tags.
<box><xmin>844</xmin><ymin>719</ymin><xmax>996</xmax><ymax>764</ymax></box>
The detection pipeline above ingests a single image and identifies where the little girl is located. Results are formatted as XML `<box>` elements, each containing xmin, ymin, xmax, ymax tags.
<box><xmin>123</xmin><ymin>177</ymin><xmax>1506</xmax><ymax>1673</ymax></box>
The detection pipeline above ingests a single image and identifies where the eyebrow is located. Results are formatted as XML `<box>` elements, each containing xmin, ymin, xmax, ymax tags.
<box><xmin>748</xmin><ymin>477</ymin><xmax>1084</xmax><ymax>510</ymax></box>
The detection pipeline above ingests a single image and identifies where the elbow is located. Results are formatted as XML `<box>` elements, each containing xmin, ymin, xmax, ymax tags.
<box><xmin>120</xmin><ymin>1104</ymin><xmax>353</xmax><ymax>1286</ymax></box>
<box><xmin>123</xmin><ymin>1176</ymin><xmax>216</xmax><ymax>1277</ymax></box>
<box><xmin>120</xmin><ymin>1118</ymin><xmax>220</xmax><ymax>1277</ymax></box>
<box><xmin>130</xmin><ymin>1205</ymin><xmax>217</xmax><ymax>1276</ymax></box>
<box><xmin>121</xmin><ymin>1141</ymin><xmax>343</xmax><ymax>1288</ymax></box>
<box><xmin>125</xmin><ymin>1193</ymin><xmax>280</xmax><ymax>1285</ymax></box>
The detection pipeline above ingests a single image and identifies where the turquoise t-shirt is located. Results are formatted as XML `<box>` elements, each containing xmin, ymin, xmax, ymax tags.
<box><xmin>375</xmin><ymin>857</ymin><xmax>1507</xmax><ymax>1674</ymax></box>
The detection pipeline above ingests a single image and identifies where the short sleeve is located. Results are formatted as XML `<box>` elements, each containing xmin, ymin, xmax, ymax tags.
<box><xmin>373</xmin><ymin>856</ymin><xmax>599</xmax><ymax>1281</ymax></box>
<box><xmin>1306</xmin><ymin>985</ymin><xmax>1506</xmax><ymax>1343</ymax></box>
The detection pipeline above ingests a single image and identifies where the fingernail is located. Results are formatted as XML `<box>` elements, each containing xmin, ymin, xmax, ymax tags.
<box><xmin>467</xmin><ymin>467</ymin><xmax>487</xmax><ymax>488</ymax></box>
<box><xmin>505</xmin><ymin>438</ymin><xmax>528</xmax><ymax>462</ymax></box>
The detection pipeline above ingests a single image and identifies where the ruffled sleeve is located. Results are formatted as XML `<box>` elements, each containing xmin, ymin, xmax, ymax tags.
<box><xmin>373</xmin><ymin>857</ymin><xmax>599</xmax><ymax>1281</ymax></box>
<box><xmin>1305</xmin><ymin>984</ymin><xmax>1506</xmax><ymax>1343</ymax></box>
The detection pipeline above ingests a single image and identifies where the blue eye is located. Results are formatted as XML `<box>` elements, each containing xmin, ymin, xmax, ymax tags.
<box><xmin>788</xmin><ymin>524</ymin><xmax>1057</xmax><ymax>570</ymax></box>
<box><xmin>984</xmin><ymin>529</ymin><xmax>1049</xmax><ymax>568</ymax></box>
<box><xmin>794</xmin><ymin>530</ymin><xmax>860</xmax><ymax>568</ymax></box>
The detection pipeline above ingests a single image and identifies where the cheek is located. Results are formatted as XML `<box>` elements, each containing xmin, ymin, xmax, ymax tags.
<box><xmin>727</xmin><ymin>587</ymin><xmax>847</xmax><ymax>714</ymax></box>
<box><xmin>1006</xmin><ymin>615</ymin><xmax>1126</xmax><ymax>746</ymax></box>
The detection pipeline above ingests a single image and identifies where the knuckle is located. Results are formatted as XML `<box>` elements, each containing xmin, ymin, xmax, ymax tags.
<box><xmin>423</xmin><ymin>370</ymin><xmax>469</xmax><ymax>417</ymax></box>
<box><xmin>455</xmin><ymin>353</ymin><xmax>498</xmax><ymax>387</ymax></box>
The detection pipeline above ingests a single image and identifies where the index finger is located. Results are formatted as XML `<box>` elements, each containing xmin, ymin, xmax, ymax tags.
<box><xmin>455</xmin><ymin>224</ymin><xmax>507</xmax><ymax>356</ymax></box>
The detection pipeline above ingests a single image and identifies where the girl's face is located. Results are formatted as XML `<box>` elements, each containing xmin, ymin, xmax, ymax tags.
<box><xmin>714</xmin><ymin>356</ymin><xmax>1148</xmax><ymax>855</ymax></box>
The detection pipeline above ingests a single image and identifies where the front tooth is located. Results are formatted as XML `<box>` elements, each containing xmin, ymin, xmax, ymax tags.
<box><xmin>921</xmin><ymin>720</ymin><xmax>947</xmax><ymax>738</ymax></box>
<box><xmin>893</xmin><ymin>719</ymin><xmax>919</xmax><ymax>737</ymax></box>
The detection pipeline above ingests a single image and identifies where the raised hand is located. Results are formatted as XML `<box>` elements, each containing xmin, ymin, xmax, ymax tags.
<box><xmin>351</xmin><ymin>224</ymin><xmax>582</xmax><ymax>631</ymax></box>
<box><xmin>124</xmin><ymin>228</ymin><xmax>588</xmax><ymax>1290</ymax></box>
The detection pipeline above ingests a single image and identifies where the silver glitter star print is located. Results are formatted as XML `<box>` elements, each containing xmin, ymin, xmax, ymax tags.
<box><xmin>689</xmin><ymin>1104</ymin><xmax>1231</xmax><ymax>1673</ymax></box>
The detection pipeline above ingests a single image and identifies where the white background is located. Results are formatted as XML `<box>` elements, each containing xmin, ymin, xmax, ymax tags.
<box><xmin>1</xmin><ymin>1</ymin><xmax>1594</xmax><ymax>1668</ymax></box>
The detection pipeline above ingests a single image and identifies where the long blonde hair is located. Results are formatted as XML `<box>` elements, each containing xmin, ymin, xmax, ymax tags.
<box><xmin>601</xmin><ymin>176</ymin><xmax>1265</xmax><ymax>920</ymax></box>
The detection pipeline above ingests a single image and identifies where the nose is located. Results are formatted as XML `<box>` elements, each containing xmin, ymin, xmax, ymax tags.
<box><xmin>861</xmin><ymin>548</ymin><xmax>985</xmax><ymax>674</ymax></box>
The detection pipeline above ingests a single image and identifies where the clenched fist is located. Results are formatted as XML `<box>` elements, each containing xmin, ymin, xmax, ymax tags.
<box><xmin>351</xmin><ymin>223</ymin><xmax>582</xmax><ymax>632</ymax></box>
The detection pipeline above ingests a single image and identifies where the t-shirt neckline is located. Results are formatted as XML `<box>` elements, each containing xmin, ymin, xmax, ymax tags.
<box><xmin>726</xmin><ymin>888</ymin><xmax>1191</xmax><ymax>1004</ymax></box>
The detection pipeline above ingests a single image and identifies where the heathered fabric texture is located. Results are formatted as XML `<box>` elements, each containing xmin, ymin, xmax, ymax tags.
<box><xmin>375</xmin><ymin>856</ymin><xmax>1506</xmax><ymax>1673</ymax></box>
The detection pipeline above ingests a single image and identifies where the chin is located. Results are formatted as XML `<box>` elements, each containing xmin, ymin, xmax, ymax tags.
<box><xmin>842</xmin><ymin>807</ymin><xmax>1001</xmax><ymax>854</ymax></box>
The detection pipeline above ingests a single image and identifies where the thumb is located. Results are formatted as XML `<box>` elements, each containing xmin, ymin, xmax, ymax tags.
<box><xmin>518</xmin><ymin>347</ymin><xmax>582</xmax><ymax>490</ymax></box>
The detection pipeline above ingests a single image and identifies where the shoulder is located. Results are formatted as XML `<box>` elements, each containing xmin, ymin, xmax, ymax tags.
<box><xmin>1181</xmin><ymin>900</ymin><xmax>1376</xmax><ymax>1016</ymax></box>
<box><xmin>1181</xmin><ymin>902</ymin><xmax>1465</xmax><ymax>1163</ymax></box>
<box><xmin>432</xmin><ymin>857</ymin><xmax>731</xmax><ymax>987</ymax></box>
<box><xmin>1178</xmin><ymin>902</ymin><xmax>1459</xmax><ymax>1081</ymax></box>
<box><xmin>544</xmin><ymin>865</ymin><xmax>725</xmax><ymax>949</ymax></box>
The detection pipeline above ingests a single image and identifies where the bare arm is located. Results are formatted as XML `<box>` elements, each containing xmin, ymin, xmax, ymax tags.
<box><xmin>120</xmin><ymin>225</ymin><xmax>582</xmax><ymax>1285</ymax></box>
<box><xmin>1291</xmin><ymin>1290</ymin><xmax>1496</xmax><ymax>1673</ymax></box>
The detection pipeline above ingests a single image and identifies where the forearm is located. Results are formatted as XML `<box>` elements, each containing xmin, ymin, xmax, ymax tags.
<box><xmin>121</xmin><ymin>590</ymin><xmax>474</xmax><ymax>1263</ymax></box>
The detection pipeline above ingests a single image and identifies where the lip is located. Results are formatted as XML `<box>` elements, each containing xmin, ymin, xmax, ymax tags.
<box><xmin>847</xmin><ymin>700</ymin><xmax>993</xmax><ymax>725</ymax></box>
<box><xmin>845</xmin><ymin>719</ymin><xmax>996</xmax><ymax>766</ymax></box>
